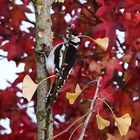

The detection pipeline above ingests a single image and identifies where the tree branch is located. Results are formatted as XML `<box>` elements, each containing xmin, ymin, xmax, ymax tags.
<box><xmin>78</xmin><ymin>76</ymin><xmax>102</xmax><ymax>140</ymax></box>
<box><xmin>34</xmin><ymin>0</ymin><xmax>53</xmax><ymax>140</ymax></box>
<box><xmin>69</xmin><ymin>123</ymin><xmax>84</xmax><ymax>140</ymax></box>
<box><xmin>50</xmin><ymin>109</ymin><xmax>96</xmax><ymax>140</ymax></box>
<box><xmin>0</xmin><ymin>54</ymin><xmax>6</xmax><ymax>60</ymax></box>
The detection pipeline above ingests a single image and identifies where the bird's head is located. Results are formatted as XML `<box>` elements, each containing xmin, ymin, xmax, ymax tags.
<box><xmin>65</xmin><ymin>34</ymin><xmax>81</xmax><ymax>48</ymax></box>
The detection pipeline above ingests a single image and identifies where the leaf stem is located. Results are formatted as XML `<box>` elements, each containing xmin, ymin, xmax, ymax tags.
<box><xmin>37</xmin><ymin>75</ymin><xmax>56</xmax><ymax>87</ymax></box>
<box><xmin>98</xmin><ymin>97</ymin><xmax>116</xmax><ymax>118</ymax></box>
<box><xmin>79</xmin><ymin>35</ymin><xmax>96</xmax><ymax>43</ymax></box>
<box><xmin>81</xmin><ymin>80</ymin><xmax>97</xmax><ymax>93</ymax></box>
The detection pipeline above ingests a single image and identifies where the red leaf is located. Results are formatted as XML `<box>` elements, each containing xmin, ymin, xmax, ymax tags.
<box><xmin>1</xmin><ymin>41</ymin><xmax>21</xmax><ymax>60</ymax></box>
<box><xmin>11</xmin><ymin>5</ymin><xmax>31</xmax><ymax>29</ymax></box>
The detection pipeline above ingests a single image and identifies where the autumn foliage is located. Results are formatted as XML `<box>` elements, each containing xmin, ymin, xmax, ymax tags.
<box><xmin>0</xmin><ymin>0</ymin><xmax>140</xmax><ymax>140</ymax></box>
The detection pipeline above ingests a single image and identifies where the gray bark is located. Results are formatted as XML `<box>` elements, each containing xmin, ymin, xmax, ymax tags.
<box><xmin>34</xmin><ymin>0</ymin><xmax>53</xmax><ymax>140</ymax></box>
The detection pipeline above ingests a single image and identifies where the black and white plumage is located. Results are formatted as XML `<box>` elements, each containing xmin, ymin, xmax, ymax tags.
<box><xmin>46</xmin><ymin>34</ymin><xmax>81</xmax><ymax>93</ymax></box>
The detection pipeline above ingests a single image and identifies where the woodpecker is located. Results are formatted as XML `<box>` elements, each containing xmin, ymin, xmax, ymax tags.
<box><xmin>46</xmin><ymin>34</ymin><xmax>81</xmax><ymax>93</ymax></box>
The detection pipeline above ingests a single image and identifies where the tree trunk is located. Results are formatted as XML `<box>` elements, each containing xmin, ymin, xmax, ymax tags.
<box><xmin>34</xmin><ymin>0</ymin><xmax>53</xmax><ymax>140</ymax></box>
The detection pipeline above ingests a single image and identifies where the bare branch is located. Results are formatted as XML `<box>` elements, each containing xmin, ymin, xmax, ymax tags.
<box><xmin>50</xmin><ymin>109</ymin><xmax>96</xmax><ymax>140</ymax></box>
<box><xmin>0</xmin><ymin>54</ymin><xmax>6</xmax><ymax>60</ymax></box>
<box><xmin>78</xmin><ymin>76</ymin><xmax>102</xmax><ymax>140</ymax></box>
<box><xmin>69</xmin><ymin>123</ymin><xmax>84</xmax><ymax>140</ymax></box>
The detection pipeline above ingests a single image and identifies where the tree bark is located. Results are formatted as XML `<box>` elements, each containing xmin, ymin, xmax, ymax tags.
<box><xmin>34</xmin><ymin>0</ymin><xmax>53</xmax><ymax>140</ymax></box>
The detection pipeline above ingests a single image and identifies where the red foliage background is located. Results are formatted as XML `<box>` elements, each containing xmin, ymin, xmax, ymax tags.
<box><xmin>0</xmin><ymin>0</ymin><xmax>140</xmax><ymax>139</ymax></box>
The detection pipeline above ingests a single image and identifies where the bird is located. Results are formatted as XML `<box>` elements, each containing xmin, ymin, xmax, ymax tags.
<box><xmin>46</xmin><ymin>33</ymin><xmax>81</xmax><ymax>94</ymax></box>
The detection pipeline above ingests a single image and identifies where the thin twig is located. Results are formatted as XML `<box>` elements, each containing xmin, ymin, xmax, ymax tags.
<box><xmin>0</xmin><ymin>54</ymin><xmax>6</xmax><ymax>60</ymax></box>
<box><xmin>98</xmin><ymin>97</ymin><xmax>116</xmax><ymax>118</ymax></box>
<box><xmin>69</xmin><ymin>123</ymin><xmax>84</xmax><ymax>140</ymax></box>
<box><xmin>49</xmin><ymin>109</ymin><xmax>95</xmax><ymax>140</ymax></box>
<box><xmin>81</xmin><ymin>80</ymin><xmax>97</xmax><ymax>93</ymax></box>
<box><xmin>78</xmin><ymin>76</ymin><xmax>102</xmax><ymax>140</ymax></box>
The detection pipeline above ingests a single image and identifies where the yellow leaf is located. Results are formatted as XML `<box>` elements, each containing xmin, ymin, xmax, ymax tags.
<box><xmin>106</xmin><ymin>130</ymin><xmax>136</xmax><ymax>140</ymax></box>
<box><xmin>22</xmin><ymin>75</ymin><xmax>38</xmax><ymax>102</ymax></box>
<box><xmin>115</xmin><ymin>113</ymin><xmax>132</xmax><ymax>136</ymax></box>
<box><xmin>55</xmin><ymin>0</ymin><xmax>65</xmax><ymax>3</ymax></box>
<box><xmin>96</xmin><ymin>113</ymin><xmax>110</xmax><ymax>130</ymax></box>
<box><xmin>94</xmin><ymin>37</ymin><xmax>109</xmax><ymax>51</ymax></box>
<box><xmin>66</xmin><ymin>84</ymin><xmax>82</xmax><ymax>104</ymax></box>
